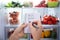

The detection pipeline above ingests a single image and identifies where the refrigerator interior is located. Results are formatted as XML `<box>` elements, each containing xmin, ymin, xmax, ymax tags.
<box><xmin>3</xmin><ymin>8</ymin><xmax>60</xmax><ymax>40</ymax></box>
<box><xmin>0</xmin><ymin>0</ymin><xmax>60</xmax><ymax>40</ymax></box>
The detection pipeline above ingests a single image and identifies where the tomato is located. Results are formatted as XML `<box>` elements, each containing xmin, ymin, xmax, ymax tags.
<box><xmin>51</xmin><ymin>17</ymin><xmax>56</xmax><ymax>22</ymax></box>
<box><xmin>48</xmin><ymin>21</ymin><xmax>52</xmax><ymax>25</ymax></box>
<box><xmin>43</xmin><ymin>19</ymin><xmax>48</xmax><ymax>24</ymax></box>
<box><xmin>42</xmin><ymin>15</ymin><xmax>58</xmax><ymax>24</ymax></box>
<box><xmin>53</xmin><ymin>21</ymin><xmax>56</xmax><ymax>24</ymax></box>
<box><xmin>44</xmin><ymin>16</ymin><xmax>51</xmax><ymax>21</ymax></box>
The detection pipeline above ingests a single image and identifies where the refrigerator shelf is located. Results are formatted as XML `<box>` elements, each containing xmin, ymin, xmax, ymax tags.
<box><xmin>7</xmin><ymin>39</ymin><xmax>28</xmax><ymax>40</ymax></box>
<box><xmin>30</xmin><ymin>38</ymin><xmax>57</xmax><ymax>40</ymax></box>
<box><xmin>42</xmin><ymin>25</ymin><xmax>59</xmax><ymax>28</ymax></box>
<box><xmin>5</xmin><ymin>24</ymin><xmax>59</xmax><ymax>28</ymax></box>
<box><xmin>7</xmin><ymin>38</ymin><xmax>57</xmax><ymax>40</ymax></box>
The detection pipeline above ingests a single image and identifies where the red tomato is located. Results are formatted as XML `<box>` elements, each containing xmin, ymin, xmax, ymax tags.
<box><xmin>44</xmin><ymin>16</ymin><xmax>51</xmax><ymax>21</ymax></box>
<box><xmin>51</xmin><ymin>17</ymin><xmax>56</xmax><ymax>22</ymax></box>
<box><xmin>48</xmin><ymin>21</ymin><xmax>52</xmax><ymax>25</ymax></box>
<box><xmin>44</xmin><ymin>15</ymin><xmax>48</xmax><ymax>17</ymax></box>
<box><xmin>43</xmin><ymin>19</ymin><xmax>48</xmax><ymax>24</ymax></box>
<box><xmin>52</xmin><ymin>21</ymin><xmax>56</xmax><ymax>24</ymax></box>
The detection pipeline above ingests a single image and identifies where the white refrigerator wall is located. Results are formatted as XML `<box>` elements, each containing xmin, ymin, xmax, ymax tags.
<box><xmin>0</xmin><ymin>8</ymin><xmax>8</xmax><ymax>40</ymax></box>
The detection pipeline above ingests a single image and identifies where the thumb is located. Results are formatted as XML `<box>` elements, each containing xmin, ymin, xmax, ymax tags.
<box><xmin>14</xmin><ymin>23</ymin><xmax>27</xmax><ymax>33</ymax></box>
<box><xmin>21</xmin><ymin>23</ymin><xmax>27</xmax><ymax>28</ymax></box>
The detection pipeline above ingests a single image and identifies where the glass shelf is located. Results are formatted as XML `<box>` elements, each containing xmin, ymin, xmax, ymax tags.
<box><xmin>5</xmin><ymin>24</ymin><xmax>59</xmax><ymax>28</ymax></box>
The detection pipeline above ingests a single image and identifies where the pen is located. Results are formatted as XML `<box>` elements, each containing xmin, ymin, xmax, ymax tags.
<box><xmin>33</xmin><ymin>24</ymin><xmax>39</xmax><ymax>29</ymax></box>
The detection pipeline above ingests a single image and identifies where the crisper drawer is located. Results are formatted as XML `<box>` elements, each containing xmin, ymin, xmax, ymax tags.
<box><xmin>5</xmin><ymin>25</ymin><xmax>59</xmax><ymax>40</ymax></box>
<box><xmin>30</xmin><ymin>28</ymin><xmax>58</xmax><ymax>40</ymax></box>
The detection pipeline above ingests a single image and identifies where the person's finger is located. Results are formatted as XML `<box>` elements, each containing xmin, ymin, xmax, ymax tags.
<box><xmin>17</xmin><ymin>23</ymin><xmax>27</xmax><ymax>31</ymax></box>
<box><xmin>16</xmin><ymin>23</ymin><xmax>27</xmax><ymax>29</ymax></box>
<box><xmin>19</xmin><ymin>23</ymin><xmax>27</xmax><ymax>32</ymax></box>
<box><xmin>14</xmin><ymin>23</ymin><xmax>27</xmax><ymax>33</ymax></box>
<box><xmin>29</xmin><ymin>22</ymin><xmax>33</xmax><ymax>28</ymax></box>
<box><xmin>21</xmin><ymin>23</ymin><xmax>27</xmax><ymax>28</ymax></box>
<box><xmin>29</xmin><ymin>22</ymin><xmax>36</xmax><ymax>29</ymax></box>
<box><xmin>37</xmin><ymin>20</ymin><xmax>42</xmax><ymax>28</ymax></box>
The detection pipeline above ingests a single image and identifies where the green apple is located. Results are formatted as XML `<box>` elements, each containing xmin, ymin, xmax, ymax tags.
<box><xmin>48</xmin><ymin>2</ymin><xmax>58</xmax><ymax>7</ymax></box>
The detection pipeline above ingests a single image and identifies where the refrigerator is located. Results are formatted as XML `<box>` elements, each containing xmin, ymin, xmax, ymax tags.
<box><xmin>0</xmin><ymin>0</ymin><xmax>60</xmax><ymax>40</ymax></box>
<box><xmin>2</xmin><ymin>8</ymin><xmax>60</xmax><ymax>40</ymax></box>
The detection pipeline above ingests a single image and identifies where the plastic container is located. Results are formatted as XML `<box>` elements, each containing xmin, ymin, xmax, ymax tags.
<box><xmin>48</xmin><ymin>1</ymin><xmax>58</xmax><ymax>7</ymax></box>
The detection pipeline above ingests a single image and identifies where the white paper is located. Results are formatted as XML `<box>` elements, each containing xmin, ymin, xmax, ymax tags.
<box><xmin>24</xmin><ymin>13</ymin><xmax>40</xmax><ymax>33</ymax></box>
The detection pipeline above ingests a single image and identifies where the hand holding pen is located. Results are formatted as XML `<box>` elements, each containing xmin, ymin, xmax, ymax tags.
<box><xmin>9</xmin><ymin>20</ymin><xmax>43</xmax><ymax>40</ymax></box>
<box><xmin>29</xmin><ymin>20</ymin><xmax>43</xmax><ymax>40</ymax></box>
